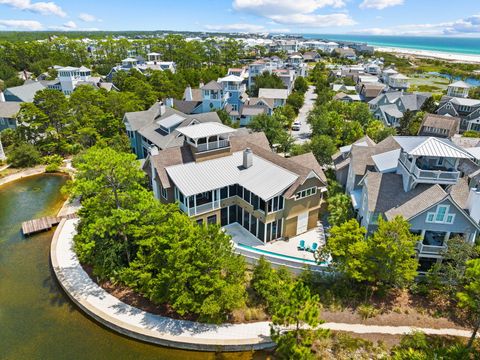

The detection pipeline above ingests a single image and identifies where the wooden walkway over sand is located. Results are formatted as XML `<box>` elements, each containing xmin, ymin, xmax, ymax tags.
<box><xmin>22</xmin><ymin>213</ymin><xmax>77</xmax><ymax>236</ymax></box>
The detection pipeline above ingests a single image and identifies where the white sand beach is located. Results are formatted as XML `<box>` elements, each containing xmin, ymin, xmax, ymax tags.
<box><xmin>375</xmin><ymin>46</ymin><xmax>480</xmax><ymax>64</ymax></box>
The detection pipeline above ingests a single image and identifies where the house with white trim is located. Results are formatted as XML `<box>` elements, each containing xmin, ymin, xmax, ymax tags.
<box><xmin>336</xmin><ymin>135</ymin><xmax>480</xmax><ymax>272</ymax></box>
<box><xmin>145</xmin><ymin>123</ymin><xmax>327</xmax><ymax>242</ymax></box>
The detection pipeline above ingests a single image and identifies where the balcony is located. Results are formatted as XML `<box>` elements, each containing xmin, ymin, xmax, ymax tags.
<box><xmin>416</xmin><ymin>241</ymin><xmax>447</xmax><ymax>255</ymax></box>
<box><xmin>180</xmin><ymin>200</ymin><xmax>219</xmax><ymax>216</ymax></box>
<box><xmin>399</xmin><ymin>152</ymin><xmax>460</xmax><ymax>185</ymax></box>
<box><xmin>196</xmin><ymin>139</ymin><xmax>230</xmax><ymax>153</ymax></box>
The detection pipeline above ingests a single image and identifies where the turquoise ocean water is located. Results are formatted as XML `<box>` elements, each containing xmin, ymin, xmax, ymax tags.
<box><xmin>302</xmin><ymin>34</ymin><xmax>480</xmax><ymax>56</ymax></box>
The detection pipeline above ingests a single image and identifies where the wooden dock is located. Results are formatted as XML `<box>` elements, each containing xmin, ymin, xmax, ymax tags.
<box><xmin>22</xmin><ymin>213</ymin><xmax>77</xmax><ymax>236</ymax></box>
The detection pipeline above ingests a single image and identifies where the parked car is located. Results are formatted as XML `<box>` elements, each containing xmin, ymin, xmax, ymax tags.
<box><xmin>292</xmin><ymin>121</ymin><xmax>301</xmax><ymax>131</ymax></box>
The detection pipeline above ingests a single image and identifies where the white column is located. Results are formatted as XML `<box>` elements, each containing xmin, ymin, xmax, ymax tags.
<box><xmin>193</xmin><ymin>195</ymin><xmax>197</xmax><ymax>216</ymax></box>
<box><xmin>0</xmin><ymin>135</ymin><xmax>6</xmax><ymax>161</ymax></box>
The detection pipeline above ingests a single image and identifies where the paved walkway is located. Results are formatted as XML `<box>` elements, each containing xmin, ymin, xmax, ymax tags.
<box><xmin>293</xmin><ymin>85</ymin><xmax>316</xmax><ymax>144</ymax></box>
<box><xmin>0</xmin><ymin>166</ymin><xmax>46</xmax><ymax>187</ymax></box>
<box><xmin>51</xmin><ymin>219</ymin><xmax>473</xmax><ymax>352</ymax></box>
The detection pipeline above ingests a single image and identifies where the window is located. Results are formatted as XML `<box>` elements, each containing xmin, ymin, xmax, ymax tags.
<box><xmin>295</xmin><ymin>187</ymin><xmax>317</xmax><ymax>200</ymax></box>
<box><xmin>161</xmin><ymin>187</ymin><xmax>168</xmax><ymax>200</ymax></box>
<box><xmin>267</xmin><ymin>195</ymin><xmax>284</xmax><ymax>213</ymax></box>
<box><xmin>221</xmin><ymin>207</ymin><xmax>228</xmax><ymax>226</ymax></box>
<box><xmin>207</xmin><ymin>215</ymin><xmax>217</xmax><ymax>224</ymax></box>
<box><xmin>220</xmin><ymin>186</ymin><xmax>228</xmax><ymax>200</ymax></box>
<box><xmin>196</xmin><ymin>219</ymin><xmax>203</xmax><ymax>226</ymax></box>
<box><xmin>426</xmin><ymin>205</ymin><xmax>455</xmax><ymax>224</ymax></box>
<box><xmin>437</xmin><ymin>158</ymin><xmax>444</xmax><ymax>166</ymax></box>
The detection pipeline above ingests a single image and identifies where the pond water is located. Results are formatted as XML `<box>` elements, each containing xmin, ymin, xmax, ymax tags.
<box><xmin>0</xmin><ymin>174</ymin><xmax>264</xmax><ymax>360</ymax></box>
<box><xmin>427</xmin><ymin>72</ymin><xmax>480</xmax><ymax>87</ymax></box>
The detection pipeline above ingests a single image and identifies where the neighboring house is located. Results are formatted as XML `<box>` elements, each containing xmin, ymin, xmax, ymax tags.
<box><xmin>272</xmin><ymin>69</ymin><xmax>296</xmax><ymax>93</ymax></box>
<box><xmin>369</xmin><ymin>92</ymin><xmax>430</xmax><ymax>127</ymax></box>
<box><xmin>271</xmin><ymin>40</ymin><xmax>299</xmax><ymax>53</ymax></box>
<box><xmin>364</xmin><ymin>62</ymin><xmax>382</xmax><ymax>75</ymax></box>
<box><xmin>382</xmin><ymin>68</ymin><xmax>398</xmax><ymax>83</ymax></box>
<box><xmin>447</xmin><ymin>81</ymin><xmax>471</xmax><ymax>98</ymax></box>
<box><xmin>258</xmin><ymin>88</ymin><xmax>289</xmax><ymax>108</ymax></box>
<box><xmin>247</xmin><ymin>58</ymin><xmax>283</xmax><ymax>89</ymax></box>
<box><xmin>387</xmin><ymin>73</ymin><xmax>409</xmax><ymax>91</ymax></box>
<box><xmin>123</xmin><ymin>101</ymin><xmax>222</xmax><ymax>159</ymax></box>
<box><xmin>333</xmin><ymin>92</ymin><xmax>361</xmax><ymax>103</ymax></box>
<box><xmin>339</xmin><ymin>135</ymin><xmax>480</xmax><ymax>272</ymax></box>
<box><xmin>358</xmin><ymin>83</ymin><xmax>386</xmax><ymax>102</ymax></box>
<box><xmin>332</xmin><ymin>136</ymin><xmax>376</xmax><ymax>186</ymax></box>
<box><xmin>334</xmin><ymin>47</ymin><xmax>357</xmax><ymax>60</ymax></box>
<box><xmin>218</xmin><ymin>74</ymin><xmax>247</xmax><ymax>113</ymax></box>
<box><xmin>301</xmin><ymin>41</ymin><xmax>338</xmax><ymax>53</ymax></box>
<box><xmin>437</xmin><ymin>96</ymin><xmax>480</xmax><ymax>132</ymax></box>
<box><xmin>107</xmin><ymin>57</ymin><xmax>176</xmax><ymax>80</ymax></box>
<box><xmin>418</xmin><ymin>113</ymin><xmax>460</xmax><ymax>138</ymax></box>
<box><xmin>47</xmin><ymin>65</ymin><xmax>117</xmax><ymax>95</ymax></box>
<box><xmin>228</xmin><ymin>97</ymin><xmax>274</xmax><ymax>126</ymax></box>
<box><xmin>302</xmin><ymin>51</ymin><xmax>321</xmax><ymax>62</ymax></box>
<box><xmin>0</xmin><ymin>101</ymin><xmax>21</xmax><ymax>131</ymax></box>
<box><xmin>332</xmin><ymin>84</ymin><xmax>357</xmax><ymax>93</ymax></box>
<box><xmin>145</xmin><ymin>124</ymin><xmax>328</xmax><ymax>242</ymax></box>
<box><xmin>3</xmin><ymin>81</ymin><xmax>46</xmax><ymax>102</ymax></box>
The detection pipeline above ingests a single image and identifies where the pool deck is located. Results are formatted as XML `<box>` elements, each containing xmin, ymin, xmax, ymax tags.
<box><xmin>225</xmin><ymin>222</ymin><xmax>328</xmax><ymax>273</ymax></box>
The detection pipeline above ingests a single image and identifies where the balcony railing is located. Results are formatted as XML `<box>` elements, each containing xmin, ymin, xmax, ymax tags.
<box><xmin>399</xmin><ymin>152</ymin><xmax>460</xmax><ymax>184</ymax></box>
<box><xmin>416</xmin><ymin>241</ymin><xmax>447</xmax><ymax>255</ymax></box>
<box><xmin>196</xmin><ymin>139</ymin><xmax>229</xmax><ymax>153</ymax></box>
<box><xmin>180</xmin><ymin>201</ymin><xmax>218</xmax><ymax>216</ymax></box>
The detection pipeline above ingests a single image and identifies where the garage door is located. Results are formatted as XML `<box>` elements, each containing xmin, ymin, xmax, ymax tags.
<box><xmin>296</xmin><ymin>212</ymin><xmax>309</xmax><ymax>235</ymax></box>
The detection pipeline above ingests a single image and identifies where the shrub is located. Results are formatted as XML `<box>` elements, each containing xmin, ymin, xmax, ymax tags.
<box><xmin>7</xmin><ymin>142</ymin><xmax>40</xmax><ymax>168</ymax></box>
<box><xmin>43</xmin><ymin>154</ymin><xmax>63</xmax><ymax>172</ymax></box>
<box><xmin>357</xmin><ymin>304</ymin><xmax>379</xmax><ymax>320</ymax></box>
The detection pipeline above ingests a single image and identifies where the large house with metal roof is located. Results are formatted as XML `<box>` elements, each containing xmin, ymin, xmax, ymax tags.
<box><xmin>0</xmin><ymin>101</ymin><xmax>21</xmax><ymax>131</ymax></box>
<box><xmin>123</xmin><ymin>102</ymin><xmax>223</xmax><ymax>159</ymax></box>
<box><xmin>3</xmin><ymin>81</ymin><xmax>46</xmax><ymax>102</ymax></box>
<box><xmin>145</xmin><ymin>123</ymin><xmax>327</xmax><ymax>242</ymax></box>
<box><xmin>335</xmin><ymin>135</ymin><xmax>480</xmax><ymax>272</ymax></box>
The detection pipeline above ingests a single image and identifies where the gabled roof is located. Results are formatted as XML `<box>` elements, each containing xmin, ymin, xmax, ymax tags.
<box><xmin>449</xmin><ymin>80</ymin><xmax>471</xmax><ymax>88</ymax></box>
<box><xmin>393</xmin><ymin>136</ymin><xmax>472</xmax><ymax>158</ymax></box>
<box><xmin>201</xmin><ymin>80</ymin><xmax>223</xmax><ymax>91</ymax></box>
<box><xmin>4</xmin><ymin>82</ymin><xmax>46</xmax><ymax>102</ymax></box>
<box><xmin>419</xmin><ymin>114</ymin><xmax>460</xmax><ymax>137</ymax></box>
<box><xmin>218</xmin><ymin>75</ymin><xmax>243</xmax><ymax>83</ymax></box>
<box><xmin>0</xmin><ymin>101</ymin><xmax>22</xmax><ymax>118</ymax></box>
<box><xmin>258</xmin><ymin>88</ymin><xmax>288</xmax><ymax>100</ymax></box>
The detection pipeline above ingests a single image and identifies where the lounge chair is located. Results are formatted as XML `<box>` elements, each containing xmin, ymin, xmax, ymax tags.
<box><xmin>297</xmin><ymin>239</ymin><xmax>305</xmax><ymax>251</ymax></box>
<box><xmin>308</xmin><ymin>242</ymin><xmax>318</xmax><ymax>253</ymax></box>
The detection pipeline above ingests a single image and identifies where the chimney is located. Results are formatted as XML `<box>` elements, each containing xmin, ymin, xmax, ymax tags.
<box><xmin>199</xmin><ymin>81</ymin><xmax>204</xmax><ymax>88</ymax></box>
<box><xmin>184</xmin><ymin>85</ymin><xmax>193</xmax><ymax>101</ymax></box>
<box><xmin>467</xmin><ymin>188</ymin><xmax>480</xmax><ymax>224</ymax></box>
<box><xmin>149</xmin><ymin>146</ymin><xmax>159</xmax><ymax>156</ymax></box>
<box><xmin>165</xmin><ymin>97</ymin><xmax>174</xmax><ymax>108</ymax></box>
<box><xmin>159</xmin><ymin>101</ymin><xmax>166</xmax><ymax>116</ymax></box>
<box><xmin>243</xmin><ymin>148</ymin><xmax>253</xmax><ymax>169</ymax></box>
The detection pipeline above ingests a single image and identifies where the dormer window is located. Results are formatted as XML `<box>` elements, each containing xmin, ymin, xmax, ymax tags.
<box><xmin>426</xmin><ymin>205</ymin><xmax>455</xmax><ymax>224</ymax></box>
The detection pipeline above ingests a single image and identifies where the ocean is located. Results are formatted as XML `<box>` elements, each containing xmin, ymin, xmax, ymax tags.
<box><xmin>302</xmin><ymin>34</ymin><xmax>480</xmax><ymax>56</ymax></box>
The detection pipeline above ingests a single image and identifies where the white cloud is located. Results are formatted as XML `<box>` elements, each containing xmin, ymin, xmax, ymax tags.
<box><xmin>0</xmin><ymin>0</ymin><xmax>66</xmax><ymax>17</ymax></box>
<box><xmin>0</xmin><ymin>19</ymin><xmax>42</xmax><ymax>29</ymax></box>
<box><xmin>359</xmin><ymin>0</ymin><xmax>404</xmax><ymax>10</ymax></box>
<box><xmin>232</xmin><ymin>0</ymin><xmax>354</xmax><ymax>29</ymax></box>
<box><xmin>233</xmin><ymin>0</ymin><xmax>345</xmax><ymax>16</ymax></box>
<box><xmin>270</xmin><ymin>13</ymin><xmax>356</xmax><ymax>27</ymax></box>
<box><xmin>78</xmin><ymin>12</ymin><xmax>100</xmax><ymax>22</ymax></box>
<box><xmin>355</xmin><ymin>15</ymin><xmax>480</xmax><ymax>36</ymax></box>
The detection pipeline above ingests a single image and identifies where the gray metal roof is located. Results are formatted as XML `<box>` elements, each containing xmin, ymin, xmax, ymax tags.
<box><xmin>393</xmin><ymin>136</ymin><xmax>472</xmax><ymax>158</ymax></box>
<box><xmin>166</xmin><ymin>151</ymin><xmax>299</xmax><ymax>200</ymax></box>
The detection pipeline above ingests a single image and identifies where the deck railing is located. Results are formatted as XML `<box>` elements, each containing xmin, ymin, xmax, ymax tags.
<box><xmin>416</xmin><ymin>241</ymin><xmax>447</xmax><ymax>255</ymax></box>
<box><xmin>197</xmin><ymin>139</ymin><xmax>229</xmax><ymax>153</ymax></box>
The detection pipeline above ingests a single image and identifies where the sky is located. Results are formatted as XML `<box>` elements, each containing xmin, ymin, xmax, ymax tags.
<box><xmin>0</xmin><ymin>0</ymin><xmax>480</xmax><ymax>37</ymax></box>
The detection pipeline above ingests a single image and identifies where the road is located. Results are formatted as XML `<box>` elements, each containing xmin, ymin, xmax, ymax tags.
<box><xmin>292</xmin><ymin>85</ymin><xmax>316</xmax><ymax>144</ymax></box>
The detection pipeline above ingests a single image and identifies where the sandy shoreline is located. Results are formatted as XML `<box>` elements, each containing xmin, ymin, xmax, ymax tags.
<box><xmin>375</xmin><ymin>46</ymin><xmax>480</xmax><ymax>64</ymax></box>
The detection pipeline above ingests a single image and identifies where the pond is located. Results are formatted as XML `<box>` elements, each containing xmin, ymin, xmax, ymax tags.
<box><xmin>427</xmin><ymin>72</ymin><xmax>480</xmax><ymax>87</ymax></box>
<box><xmin>0</xmin><ymin>174</ymin><xmax>263</xmax><ymax>360</ymax></box>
